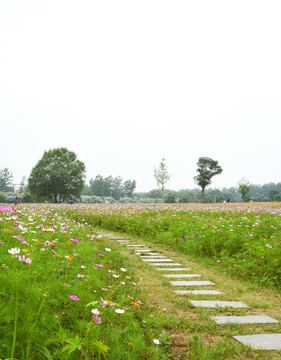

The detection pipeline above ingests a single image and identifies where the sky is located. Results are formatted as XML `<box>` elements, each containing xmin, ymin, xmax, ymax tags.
<box><xmin>1</xmin><ymin>0</ymin><xmax>281</xmax><ymax>192</ymax></box>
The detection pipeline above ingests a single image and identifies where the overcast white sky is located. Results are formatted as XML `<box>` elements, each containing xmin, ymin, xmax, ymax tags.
<box><xmin>1</xmin><ymin>0</ymin><xmax>280</xmax><ymax>192</ymax></box>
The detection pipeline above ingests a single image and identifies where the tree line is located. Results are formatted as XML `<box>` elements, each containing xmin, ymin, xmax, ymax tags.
<box><xmin>1</xmin><ymin>147</ymin><xmax>281</xmax><ymax>203</ymax></box>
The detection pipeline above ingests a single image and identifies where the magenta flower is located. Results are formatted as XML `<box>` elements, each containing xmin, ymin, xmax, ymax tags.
<box><xmin>92</xmin><ymin>315</ymin><xmax>102</xmax><ymax>324</ymax></box>
<box><xmin>71</xmin><ymin>238</ymin><xmax>79</xmax><ymax>243</ymax></box>
<box><xmin>69</xmin><ymin>295</ymin><xmax>80</xmax><ymax>301</ymax></box>
<box><xmin>18</xmin><ymin>255</ymin><xmax>32</xmax><ymax>264</ymax></box>
<box><xmin>95</xmin><ymin>264</ymin><xmax>104</xmax><ymax>268</ymax></box>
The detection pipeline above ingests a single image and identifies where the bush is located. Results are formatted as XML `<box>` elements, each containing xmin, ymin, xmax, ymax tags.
<box><xmin>0</xmin><ymin>192</ymin><xmax>7</xmax><ymax>203</ymax></box>
<box><xmin>22</xmin><ymin>192</ymin><xmax>33</xmax><ymax>203</ymax></box>
<box><xmin>274</xmin><ymin>194</ymin><xmax>281</xmax><ymax>202</ymax></box>
<box><xmin>164</xmin><ymin>193</ymin><xmax>176</xmax><ymax>203</ymax></box>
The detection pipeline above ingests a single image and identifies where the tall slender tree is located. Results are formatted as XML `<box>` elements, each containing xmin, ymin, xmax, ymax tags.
<box><xmin>154</xmin><ymin>158</ymin><xmax>171</xmax><ymax>199</ymax></box>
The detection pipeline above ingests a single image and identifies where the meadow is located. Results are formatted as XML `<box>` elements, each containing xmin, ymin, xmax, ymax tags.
<box><xmin>0</xmin><ymin>205</ymin><xmax>174</xmax><ymax>360</ymax></box>
<box><xmin>1</xmin><ymin>202</ymin><xmax>281</xmax><ymax>360</ymax></box>
<box><xmin>68</xmin><ymin>203</ymin><xmax>281</xmax><ymax>290</ymax></box>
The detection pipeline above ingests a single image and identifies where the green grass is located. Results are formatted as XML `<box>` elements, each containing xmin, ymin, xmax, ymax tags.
<box><xmin>0</xmin><ymin>205</ymin><xmax>175</xmax><ymax>359</ymax></box>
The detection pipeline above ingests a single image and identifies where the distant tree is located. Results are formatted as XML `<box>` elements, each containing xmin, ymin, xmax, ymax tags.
<box><xmin>238</xmin><ymin>177</ymin><xmax>251</xmax><ymax>202</ymax></box>
<box><xmin>81</xmin><ymin>184</ymin><xmax>94</xmax><ymax>196</ymax></box>
<box><xmin>0</xmin><ymin>168</ymin><xmax>13</xmax><ymax>192</ymax></box>
<box><xmin>269</xmin><ymin>189</ymin><xmax>280</xmax><ymax>201</ymax></box>
<box><xmin>274</xmin><ymin>194</ymin><xmax>281</xmax><ymax>202</ymax></box>
<box><xmin>147</xmin><ymin>189</ymin><xmax>162</xmax><ymax>199</ymax></box>
<box><xmin>0</xmin><ymin>192</ymin><xmax>7</xmax><ymax>203</ymax></box>
<box><xmin>154</xmin><ymin>159</ymin><xmax>171</xmax><ymax>199</ymax></box>
<box><xmin>111</xmin><ymin>176</ymin><xmax>123</xmax><ymax>200</ymax></box>
<box><xmin>123</xmin><ymin>180</ymin><xmax>136</xmax><ymax>198</ymax></box>
<box><xmin>194</xmin><ymin>157</ymin><xmax>223</xmax><ymax>201</ymax></box>
<box><xmin>28</xmin><ymin>147</ymin><xmax>86</xmax><ymax>203</ymax></box>
<box><xmin>164</xmin><ymin>193</ymin><xmax>176</xmax><ymax>203</ymax></box>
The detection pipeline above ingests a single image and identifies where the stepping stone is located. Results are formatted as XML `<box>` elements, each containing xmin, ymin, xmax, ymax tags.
<box><xmin>150</xmin><ymin>263</ymin><xmax>182</xmax><ymax>266</ymax></box>
<box><xmin>164</xmin><ymin>274</ymin><xmax>201</xmax><ymax>278</ymax></box>
<box><xmin>170</xmin><ymin>281</ymin><xmax>215</xmax><ymax>286</ymax></box>
<box><xmin>233</xmin><ymin>334</ymin><xmax>281</xmax><ymax>350</ymax></box>
<box><xmin>134</xmin><ymin>249</ymin><xmax>153</xmax><ymax>252</ymax></box>
<box><xmin>136</xmin><ymin>253</ymin><xmax>160</xmax><ymax>256</ymax></box>
<box><xmin>157</xmin><ymin>267</ymin><xmax>190</xmax><ymax>271</ymax></box>
<box><xmin>189</xmin><ymin>300</ymin><xmax>248</xmax><ymax>308</ymax></box>
<box><xmin>174</xmin><ymin>290</ymin><xmax>223</xmax><ymax>295</ymax></box>
<box><xmin>212</xmin><ymin>315</ymin><xmax>278</xmax><ymax>325</ymax></box>
<box><xmin>141</xmin><ymin>258</ymin><xmax>173</xmax><ymax>262</ymax></box>
<box><xmin>127</xmin><ymin>244</ymin><xmax>146</xmax><ymax>247</ymax></box>
<box><xmin>140</xmin><ymin>256</ymin><xmax>166</xmax><ymax>258</ymax></box>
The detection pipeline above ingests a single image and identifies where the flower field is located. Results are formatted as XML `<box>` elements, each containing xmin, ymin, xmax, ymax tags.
<box><xmin>0</xmin><ymin>205</ymin><xmax>173</xmax><ymax>359</ymax></box>
<box><xmin>68</xmin><ymin>203</ymin><xmax>281</xmax><ymax>290</ymax></box>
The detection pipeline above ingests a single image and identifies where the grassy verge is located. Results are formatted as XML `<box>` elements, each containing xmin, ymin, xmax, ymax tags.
<box><xmin>0</xmin><ymin>205</ymin><xmax>176</xmax><ymax>359</ymax></box>
<box><xmin>99</xmin><ymin>229</ymin><xmax>281</xmax><ymax>360</ymax></box>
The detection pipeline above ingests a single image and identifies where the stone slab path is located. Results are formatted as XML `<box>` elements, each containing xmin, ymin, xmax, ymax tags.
<box><xmin>212</xmin><ymin>315</ymin><xmax>279</xmax><ymax>324</ymax></box>
<box><xmin>170</xmin><ymin>280</ymin><xmax>215</xmax><ymax>286</ymax></box>
<box><xmin>102</xmin><ymin>232</ymin><xmax>281</xmax><ymax>352</ymax></box>
<box><xmin>233</xmin><ymin>334</ymin><xmax>281</xmax><ymax>350</ymax></box>
<box><xmin>163</xmin><ymin>274</ymin><xmax>201</xmax><ymax>278</ymax></box>
<box><xmin>189</xmin><ymin>300</ymin><xmax>248</xmax><ymax>308</ymax></box>
<box><xmin>174</xmin><ymin>290</ymin><xmax>223</xmax><ymax>295</ymax></box>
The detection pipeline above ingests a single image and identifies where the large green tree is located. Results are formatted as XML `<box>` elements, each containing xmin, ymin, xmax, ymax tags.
<box><xmin>194</xmin><ymin>157</ymin><xmax>223</xmax><ymax>201</ymax></box>
<box><xmin>28</xmin><ymin>147</ymin><xmax>86</xmax><ymax>203</ymax></box>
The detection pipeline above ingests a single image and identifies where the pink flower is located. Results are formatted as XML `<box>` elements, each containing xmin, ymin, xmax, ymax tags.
<box><xmin>69</xmin><ymin>295</ymin><xmax>80</xmax><ymax>301</ymax></box>
<box><xmin>95</xmin><ymin>264</ymin><xmax>104</xmax><ymax>268</ymax></box>
<box><xmin>18</xmin><ymin>255</ymin><xmax>32</xmax><ymax>264</ymax></box>
<box><xmin>92</xmin><ymin>315</ymin><xmax>102</xmax><ymax>324</ymax></box>
<box><xmin>71</xmin><ymin>238</ymin><xmax>79</xmax><ymax>243</ymax></box>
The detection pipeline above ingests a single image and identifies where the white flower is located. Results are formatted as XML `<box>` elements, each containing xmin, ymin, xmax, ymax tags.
<box><xmin>105</xmin><ymin>248</ymin><xmax>111</xmax><ymax>252</ymax></box>
<box><xmin>91</xmin><ymin>308</ymin><xmax>100</xmax><ymax>315</ymax></box>
<box><xmin>153</xmin><ymin>339</ymin><xmax>160</xmax><ymax>345</ymax></box>
<box><xmin>115</xmin><ymin>309</ymin><xmax>125</xmax><ymax>314</ymax></box>
<box><xmin>81</xmin><ymin>265</ymin><xmax>86</xmax><ymax>269</ymax></box>
<box><xmin>8</xmin><ymin>247</ymin><xmax>20</xmax><ymax>255</ymax></box>
<box><xmin>113</xmin><ymin>274</ymin><xmax>119</xmax><ymax>278</ymax></box>
<box><xmin>121</xmin><ymin>281</ymin><xmax>125</xmax><ymax>285</ymax></box>
<box><xmin>120</xmin><ymin>268</ymin><xmax>127</xmax><ymax>272</ymax></box>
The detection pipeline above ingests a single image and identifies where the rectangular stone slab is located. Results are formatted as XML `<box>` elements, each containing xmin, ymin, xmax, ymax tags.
<box><xmin>157</xmin><ymin>267</ymin><xmax>190</xmax><ymax>271</ymax></box>
<box><xmin>140</xmin><ymin>256</ymin><xmax>166</xmax><ymax>258</ymax></box>
<box><xmin>141</xmin><ymin>258</ymin><xmax>173</xmax><ymax>262</ymax></box>
<box><xmin>164</xmin><ymin>274</ymin><xmax>201</xmax><ymax>278</ymax></box>
<box><xmin>149</xmin><ymin>263</ymin><xmax>182</xmax><ymax>266</ymax></box>
<box><xmin>189</xmin><ymin>300</ymin><xmax>248</xmax><ymax>308</ymax></box>
<box><xmin>136</xmin><ymin>253</ymin><xmax>160</xmax><ymax>256</ymax></box>
<box><xmin>233</xmin><ymin>334</ymin><xmax>281</xmax><ymax>350</ymax></box>
<box><xmin>212</xmin><ymin>315</ymin><xmax>279</xmax><ymax>324</ymax></box>
<box><xmin>174</xmin><ymin>290</ymin><xmax>223</xmax><ymax>295</ymax></box>
<box><xmin>170</xmin><ymin>281</ymin><xmax>215</xmax><ymax>286</ymax></box>
<box><xmin>134</xmin><ymin>249</ymin><xmax>153</xmax><ymax>252</ymax></box>
<box><xmin>126</xmin><ymin>244</ymin><xmax>146</xmax><ymax>247</ymax></box>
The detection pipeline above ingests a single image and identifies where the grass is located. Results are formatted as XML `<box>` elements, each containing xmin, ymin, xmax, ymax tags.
<box><xmin>0</xmin><ymin>205</ymin><xmax>177</xmax><ymax>359</ymax></box>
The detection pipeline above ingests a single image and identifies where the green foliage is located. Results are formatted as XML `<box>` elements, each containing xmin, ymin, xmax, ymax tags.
<box><xmin>194</xmin><ymin>157</ymin><xmax>223</xmax><ymax>201</ymax></box>
<box><xmin>238</xmin><ymin>177</ymin><xmax>251</xmax><ymax>202</ymax></box>
<box><xmin>269</xmin><ymin>189</ymin><xmax>280</xmax><ymax>201</ymax></box>
<box><xmin>0</xmin><ymin>192</ymin><xmax>7</xmax><ymax>202</ymax></box>
<box><xmin>274</xmin><ymin>194</ymin><xmax>281</xmax><ymax>202</ymax></box>
<box><xmin>22</xmin><ymin>192</ymin><xmax>33</xmax><ymax>203</ymax></box>
<box><xmin>62</xmin><ymin>335</ymin><xmax>84</xmax><ymax>354</ymax></box>
<box><xmin>154</xmin><ymin>159</ymin><xmax>171</xmax><ymax>198</ymax></box>
<box><xmin>123</xmin><ymin>179</ymin><xmax>136</xmax><ymax>198</ymax></box>
<box><xmin>0</xmin><ymin>168</ymin><xmax>13</xmax><ymax>192</ymax></box>
<box><xmin>164</xmin><ymin>193</ymin><xmax>176</xmax><ymax>203</ymax></box>
<box><xmin>28</xmin><ymin>147</ymin><xmax>86</xmax><ymax>203</ymax></box>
